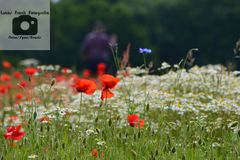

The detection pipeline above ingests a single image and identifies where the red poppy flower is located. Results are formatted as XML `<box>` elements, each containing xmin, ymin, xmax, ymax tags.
<box><xmin>91</xmin><ymin>149</ymin><xmax>104</xmax><ymax>158</ymax></box>
<box><xmin>15</xmin><ymin>93</ymin><xmax>24</xmax><ymax>100</ymax></box>
<box><xmin>13</xmin><ymin>71</ymin><xmax>23</xmax><ymax>79</ymax></box>
<box><xmin>18</xmin><ymin>81</ymin><xmax>27</xmax><ymax>88</ymax></box>
<box><xmin>56</xmin><ymin>75</ymin><xmax>66</xmax><ymax>82</ymax></box>
<box><xmin>128</xmin><ymin>114</ymin><xmax>144</xmax><ymax>128</ymax></box>
<box><xmin>75</xmin><ymin>79</ymin><xmax>96</xmax><ymax>95</ymax></box>
<box><xmin>4</xmin><ymin>125</ymin><xmax>25</xmax><ymax>141</ymax></box>
<box><xmin>100</xmin><ymin>74</ymin><xmax>120</xmax><ymax>100</ymax></box>
<box><xmin>97</xmin><ymin>63</ymin><xmax>106</xmax><ymax>76</ymax></box>
<box><xmin>97</xmin><ymin>63</ymin><xmax>106</xmax><ymax>71</ymax></box>
<box><xmin>91</xmin><ymin>149</ymin><xmax>98</xmax><ymax>157</ymax></box>
<box><xmin>82</xmin><ymin>69</ymin><xmax>91</xmax><ymax>78</ymax></box>
<box><xmin>25</xmin><ymin>67</ymin><xmax>38</xmax><ymax>76</ymax></box>
<box><xmin>2</xmin><ymin>61</ymin><xmax>12</xmax><ymax>69</ymax></box>
<box><xmin>6</xmin><ymin>83</ymin><xmax>13</xmax><ymax>90</ymax></box>
<box><xmin>0</xmin><ymin>73</ymin><xmax>11</xmax><ymax>82</ymax></box>
<box><xmin>0</xmin><ymin>85</ymin><xmax>8</xmax><ymax>94</ymax></box>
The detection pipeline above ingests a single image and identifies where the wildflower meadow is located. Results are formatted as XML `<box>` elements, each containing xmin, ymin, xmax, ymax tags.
<box><xmin>1</xmin><ymin>49</ymin><xmax>240</xmax><ymax>160</ymax></box>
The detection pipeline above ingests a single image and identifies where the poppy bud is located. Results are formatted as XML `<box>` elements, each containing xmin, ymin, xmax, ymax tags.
<box><xmin>51</xmin><ymin>79</ymin><xmax>55</xmax><ymax>87</ymax></box>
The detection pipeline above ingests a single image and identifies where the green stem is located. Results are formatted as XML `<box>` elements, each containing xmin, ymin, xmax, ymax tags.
<box><xmin>110</xmin><ymin>44</ymin><xmax>132</xmax><ymax>113</ymax></box>
<box><xmin>143</xmin><ymin>54</ymin><xmax>148</xmax><ymax>117</ymax></box>
<box><xmin>79</xmin><ymin>93</ymin><xmax>83</xmax><ymax>122</ymax></box>
<box><xmin>143</xmin><ymin>54</ymin><xmax>147</xmax><ymax>70</ymax></box>
<box><xmin>171</xmin><ymin>54</ymin><xmax>189</xmax><ymax>107</ymax></box>
<box><xmin>143</xmin><ymin>77</ymin><xmax>147</xmax><ymax>117</ymax></box>
<box><xmin>105</xmin><ymin>91</ymin><xmax>108</xmax><ymax>107</ymax></box>
<box><xmin>110</xmin><ymin>46</ymin><xmax>120</xmax><ymax>70</ymax></box>
<box><xmin>105</xmin><ymin>91</ymin><xmax>108</xmax><ymax>126</ymax></box>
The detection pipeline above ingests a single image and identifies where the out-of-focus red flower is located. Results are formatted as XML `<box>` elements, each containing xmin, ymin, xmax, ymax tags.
<box><xmin>9</xmin><ymin>116</ymin><xmax>18</xmax><ymax>121</ymax></box>
<box><xmin>15</xmin><ymin>93</ymin><xmax>24</xmax><ymax>100</ymax></box>
<box><xmin>97</xmin><ymin>63</ymin><xmax>106</xmax><ymax>76</ymax></box>
<box><xmin>128</xmin><ymin>114</ymin><xmax>144</xmax><ymax>128</ymax></box>
<box><xmin>0</xmin><ymin>85</ymin><xmax>8</xmax><ymax>94</ymax></box>
<box><xmin>2</xmin><ymin>61</ymin><xmax>12</xmax><ymax>69</ymax></box>
<box><xmin>6</xmin><ymin>83</ymin><xmax>13</xmax><ymax>90</ymax></box>
<box><xmin>97</xmin><ymin>63</ymin><xmax>106</xmax><ymax>71</ymax></box>
<box><xmin>75</xmin><ymin>79</ymin><xmax>96</xmax><ymax>95</ymax></box>
<box><xmin>0</xmin><ymin>73</ymin><xmax>11</xmax><ymax>82</ymax></box>
<box><xmin>128</xmin><ymin>114</ymin><xmax>139</xmax><ymax>127</ymax></box>
<box><xmin>56</xmin><ymin>75</ymin><xmax>66</xmax><ymax>82</ymax></box>
<box><xmin>18</xmin><ymin>80</ymin><xmax>28</xmax><ymax>88</ymax></box>
<box><xmin>25</xmin><ymin>67</ymin><xmax>38</xmax><ymax>76</ymax></box>
<box><xmin>4</xmin><ymin>125</ymin><xmax>25</xmax><ymax>141</ymax></box>
<box><xmin>100</xmin><ymin>74</ymin><xmax>120</xmax><ymax>100</ymax></box>
<box><xmin>91</xmin><ymin>149</ymin><xmax>98</xmax><ymax>157</ymax></box>
<box><xmin>13</xmin><ymin>71</ymin><xmax>23</xmax><ymax>79</ymax></box>
<box><xmin>82</xmin><ymin>69</ymin><xmax>91</xmax><ymax>78</ymax></box>
<box><xmin>91</xmin><ymin>149</ymin><xmax>104</xmax><ymax>158</ymax></box>
<box><xmin>56</xmin><ymin>75</ymin><xmax>65</xmax><ymax>82</ymax></box>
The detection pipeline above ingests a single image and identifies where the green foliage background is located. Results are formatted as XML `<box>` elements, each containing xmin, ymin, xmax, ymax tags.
<box><xmin>2</xmin><ymin>0</ymin><xmax>240</xmax><ymax>69</ymax></box>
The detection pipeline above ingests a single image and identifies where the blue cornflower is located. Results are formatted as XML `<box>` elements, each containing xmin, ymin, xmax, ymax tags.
<box><xmin>139</xmin><ymin>48</ymin><xmax>152</xmax><ymax>54</ymax></box>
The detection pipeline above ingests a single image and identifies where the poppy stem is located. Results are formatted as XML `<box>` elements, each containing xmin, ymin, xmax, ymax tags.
<box><xmin>29</xmin><ymin>75</ymin><xmax>34</xmax><ymax>119</ymax></box>
<box><xmin>105</xmin><ymin>91</ymin><xmax>108</xmax><ymax>107</ymax></box>
<box><xmin>79</xmin><ymin>93</ymin><xmax>83</xmax><ymax>122</ymax></box>
<box><xmin>105</xmin><ymin>91</ymin><xmax>108</xmax><ymax>126</ymax></box>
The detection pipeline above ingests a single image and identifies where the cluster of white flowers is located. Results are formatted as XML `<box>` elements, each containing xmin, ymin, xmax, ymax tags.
<box><xmin>38</xmin><ymin>65</ymin><xmax>61</xmax><ymax>72</ymax></box>
<box><xmin>19</xmin><ymin>58</ymin><xmax>39</xmax><ymax>66</ymax></box>
<box><xmin>159</xmin><ymin>62</ymin><xmax>171</xmax><ymax>70</ymax></box>
<box><xmin>125</xmin><ymin>67</ymin><xmax>148</xmax><ymax>75</ymax></box>
<box><xmin>4</xmin><ymin>64</ymin><xmax>239</xmax><ymax>127</ymax></box>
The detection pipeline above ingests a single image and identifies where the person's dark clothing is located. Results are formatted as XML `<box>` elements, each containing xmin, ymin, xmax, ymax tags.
<box><xmin>82</xmin><ymin>32</ymin><xmax>110</xmax><ymax>69</ymax></box>
<box><xmin>81</xmin><ymin>31</ymin><xmax>110</xmax><ymax>73</ymax></box>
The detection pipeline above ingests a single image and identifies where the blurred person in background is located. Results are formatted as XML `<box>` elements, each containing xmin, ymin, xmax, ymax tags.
<box><xmin>81</xmin><ymin>21</ymin><xmax>111</xmax><ymax>75</ymax></box>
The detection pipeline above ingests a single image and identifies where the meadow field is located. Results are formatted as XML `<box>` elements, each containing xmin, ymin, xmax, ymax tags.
<box><xmin>1</xmin><ymin>58</ymin><xmax>240</xmax><ymax>159</ymax></box>
<box><xmin>0</xmin><ymin>0</ymin><xmax>239</xmax><ymax>159</ymax></box>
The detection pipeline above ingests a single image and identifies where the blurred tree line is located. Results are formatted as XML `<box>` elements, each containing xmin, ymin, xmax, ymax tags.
<box><xmin>2</xmin><ymin>0</ymin><xmax>240</xmax><ymax>69</ymax></box>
